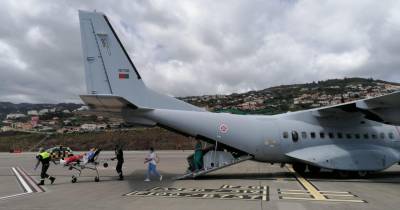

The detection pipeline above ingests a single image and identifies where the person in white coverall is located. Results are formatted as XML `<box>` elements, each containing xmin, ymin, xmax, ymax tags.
<box><xmin>144</xmin><ymin>147</ymin><xmax>162</xmax><ymax>181</ymax></box>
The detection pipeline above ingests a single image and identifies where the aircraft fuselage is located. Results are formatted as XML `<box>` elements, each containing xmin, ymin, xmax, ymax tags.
<box><xmin>130</xmin><ymin>109</ymin><xmax>400</xmax><ymax>172</ymax></box>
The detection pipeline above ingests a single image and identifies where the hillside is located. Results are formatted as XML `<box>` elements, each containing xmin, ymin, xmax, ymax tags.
<box><xmin>1</xmin><ymin>77</ymin><xmax>399</xmax><ymax>152</ymax></box>
<box><xmin>179</xmin><ymin>77</ymin><xmax>400</xmax><ymax>115</ymax></box>
<box><xmin>0</xmin><ymin>128</ymin><xmax>196</xmax><ymax>152</ymax></box>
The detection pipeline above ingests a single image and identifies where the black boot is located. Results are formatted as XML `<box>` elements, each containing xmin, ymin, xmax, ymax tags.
<box><xmin>119</xmin><ymin>173</ymin><xmax>124</xmax><ymax>180</ymax></box>
<box><xmin>50</xmin><ymin>177</ymin><xmax>56</xmax><ymax>184</ymax></box>
<box><xmin>38</xmin><ymin>180</ymin><xmax>45</xmax><ymax>185</ymax></box>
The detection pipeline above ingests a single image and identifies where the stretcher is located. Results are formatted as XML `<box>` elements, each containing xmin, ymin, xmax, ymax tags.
<box><xmin>61</xmin><ymin>149</ymin><xmax>108</xmax><ymax>183</ymax></box>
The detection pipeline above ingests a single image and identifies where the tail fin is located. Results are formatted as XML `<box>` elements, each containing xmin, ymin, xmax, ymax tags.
<box><xmin>78</xmin><ymin>10</ymin><xmax>202</xmax><ymax>112</ymax></box>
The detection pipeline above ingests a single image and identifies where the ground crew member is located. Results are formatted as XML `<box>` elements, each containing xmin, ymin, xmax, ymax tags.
<box><xmin>111</xmin><ymin>144</ymin><xmax>124</xmax><ymax>180</ymax></box>
<box><xmin>34</xmin><ymin>147</ymin><xmax>55</xmax><ymax>185</ymax></box>
<box><xmin>193</xmin><ymin>140</ymin><xmax>203</xmax><ymax>171</ymax></box>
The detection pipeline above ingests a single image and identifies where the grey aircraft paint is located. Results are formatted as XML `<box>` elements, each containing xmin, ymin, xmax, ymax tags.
<box><xmin>78</xmin><ymin>10</ymin><xmax>400</xmax><ymax>173</ymax></box>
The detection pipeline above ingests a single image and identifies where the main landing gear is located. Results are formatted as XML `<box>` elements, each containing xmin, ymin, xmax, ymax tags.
<box><xmin>291</xmin><ymin>162</ymin><xmax>370</xmax><ymax>178</ymax></box>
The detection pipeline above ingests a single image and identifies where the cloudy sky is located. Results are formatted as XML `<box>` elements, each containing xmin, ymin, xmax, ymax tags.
<box><xmin>1</xmin><ymin>0</ymin><xmax>400</xmax><ymax>103</ymax></box>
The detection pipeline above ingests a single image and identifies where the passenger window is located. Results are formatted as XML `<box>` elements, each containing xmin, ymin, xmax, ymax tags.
<box><xmin>283</xmin><ymin>132</ymin><xmax>288</xmax><ymax>139</ymax></box>
<box><xmin>337</xmin><ymin>133</ymin><xmax>343</xmax><ymax>139</ymax></box>
<box><xmin>292</xmin><ymin>131</ymin><xmax>299</xmax><ymax>142</ymax></box>
<box><xmin>301</xmin><ymin>132</ymin><xmax>307</xmax><ymax>139</ymax></box>
<box><xmin>389</xmin><ymin>132</ymin><xmax>394</xmax><ymax>139</ymax></box>
<box><xmin>328</xmin><ymin>132</ymin><xmax>334</xmax><ymax>139</ymax></box>
<box><xmin>380</xmin><ymin>132</ymin><xmax>385</xmax><ymax>139</ymax></box>
<box><xmin>310</xmin><ymin>132</ymin><xmax>316</xmax><ymax>139</ymax></box>
<box><xmin>320</xmin><ymin>132</ymin><xmax>325</xmax><ymax>138</ymax></box>
<box><xmin>371</xmin><ymin>133</ymin><xmax>377</xmax><ymax>139</ymax></box>
<box><xmin>355</xmin><ymin>134</ymin><xmax>360</xmax><ymax>139</ymax></box>
<box><xmin>346</xmin><ymin>133</ymin><xmax>352</xmax><ymax>139</ymax></box>
<box><xmin>363</xmin><ymin>133</ymin><xmax>369</xmax><ymax>139</ymax></box>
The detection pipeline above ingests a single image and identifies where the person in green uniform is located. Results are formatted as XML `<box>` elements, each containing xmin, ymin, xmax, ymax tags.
<box><xmin>193</xmin><ymin>140</ymin><xmax>203</xmax><ymax>171</ymax></box>
<box><xmin>34</xmin><ymin>147</ymin><xmax>55</xmax><ymax>185</ymax></box>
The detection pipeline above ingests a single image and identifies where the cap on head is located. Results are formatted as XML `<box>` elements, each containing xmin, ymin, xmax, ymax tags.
<box><xmin>150</xmin><ymin>147</ymin><xmax>154</xmax><ymax>152</ymax></box>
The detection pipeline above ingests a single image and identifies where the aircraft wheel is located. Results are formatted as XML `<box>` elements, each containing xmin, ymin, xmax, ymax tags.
<box><xmin>292</xmin><ymin>163</ymin><xmax>306</xmax><ymax>174</ymax></box>
<box><xmin>336</xmin><ymin>170</ymin><xmax>351</xmax><ymax>178</ymax></box>
<box><xmin>94</xmin><ymin>176</ymin><xmax>99</xmax><ymax>182</ymax></box>
<box><xmin>357</xmin><ymin>171</ymin><xmax>368</xmax><ymax>178</ymax></box>
<box><xmin>308</xmin><ymin>165</ymin><xmax>321</xmax><ymax>174</ymax></box>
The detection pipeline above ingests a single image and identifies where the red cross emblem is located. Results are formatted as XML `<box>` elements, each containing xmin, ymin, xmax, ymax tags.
<box><xmin>219</xmin><ymin>123</ymin><xmax>229</xmax><ymax>134</ymax></box>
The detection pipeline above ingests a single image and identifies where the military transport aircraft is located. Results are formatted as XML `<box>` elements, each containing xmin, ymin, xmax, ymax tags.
<box><xmin>78</xmin><ymin>10</ymin><xmax>400</xmax><ymax>178</ymax></box>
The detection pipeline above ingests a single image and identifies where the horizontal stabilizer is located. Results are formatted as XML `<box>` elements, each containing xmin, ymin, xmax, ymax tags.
<box><xmin>80</xmin><ymin>94</ymin><xmax>145</xmax><ymax>112</ymax></box>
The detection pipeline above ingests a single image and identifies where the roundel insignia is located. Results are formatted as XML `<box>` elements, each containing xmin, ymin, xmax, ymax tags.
<box><xmin>218</xmin><ymin>123</ymin><xmax>229</xmax><ymax>134</ymax></box>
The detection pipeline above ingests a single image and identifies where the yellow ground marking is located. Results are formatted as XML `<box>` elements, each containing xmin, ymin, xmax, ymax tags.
<box><xmin>287</xmin><ymin>166</ymin><xmax>327</xmax><ymax>200</ymax></box>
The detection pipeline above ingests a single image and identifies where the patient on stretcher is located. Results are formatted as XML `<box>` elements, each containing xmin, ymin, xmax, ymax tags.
<box><xmin>60</xmin><ymin>148</ymin><xmax>98</xmax><ymax>165</ymax></box>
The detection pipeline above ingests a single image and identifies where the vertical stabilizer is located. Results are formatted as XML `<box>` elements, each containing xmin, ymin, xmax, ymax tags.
<box><xmin>79</xmin><ymin>10</ymin><xmax>203</xmax><ymax>112</ymax></box>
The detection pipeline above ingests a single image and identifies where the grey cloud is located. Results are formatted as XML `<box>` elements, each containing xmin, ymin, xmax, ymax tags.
<box><xmin>0</xmin><ymin>0</ymin><xmax>399</xmax><ymax>103</ymax></box>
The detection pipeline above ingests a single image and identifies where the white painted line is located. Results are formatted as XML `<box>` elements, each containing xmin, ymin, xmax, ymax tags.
<box><xmin>0</xmin><ymin>192</ymin><xmax>31</xmax><ymax>201</ymax></box>
<box><xmin>319</xmin><ymin>190</ymin><xmax>351</xmax><ymax>194</ymax></box>
<box><xmin>12</xmin><ymin>167</ymin><xmax>33</xmax><ymax>193</ymax></box>
<box><xmin>279</xmin><ymin>189</ymin><xmax>308</xmax><ymax>192</ymax></box>
<box><xmin>17</xmin><ymin>167</ymin><xmax>44</xmax><ymax>193</ymax></box>
<box><xmin>262</xmin><ymin>186</ymin><xmax>267</xmax><ymax>201</ymax></box>
<box><xmin>280</xmin><ymin>192</ymin><xmax>310</xmax><ymax>195</ymax></box>
<box><xmin>323</xmin><ymin>194</ymin><xmax>355</xmax><ymax>197</ymax></box>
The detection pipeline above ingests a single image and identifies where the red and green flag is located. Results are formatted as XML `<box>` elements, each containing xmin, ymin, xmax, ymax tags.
<box><xmin>118</xmin><ymin>69</ymin><xmax>129</xmax><ymax>79</ymax></box>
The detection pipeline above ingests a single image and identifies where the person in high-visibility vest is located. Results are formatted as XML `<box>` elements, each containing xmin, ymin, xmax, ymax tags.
<box><xmin>34</xmin><ymin>147</ymin><xmax>55</xmax><ymax>185</ymax></box>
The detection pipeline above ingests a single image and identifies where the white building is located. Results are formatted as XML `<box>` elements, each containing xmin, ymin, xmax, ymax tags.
<box><xmin>38</xmin><ymin>109</ymin><xmax>49</xmax><ymax>115</ymax></box>
<box><xmin>81</xmin><ymin>124</ymin><xmax>97</xmax><ymax>131</ymax></box>
<box><xmin>1</xmin><ymin>126</ymin><xmax>13</xmax><ymax>132</ymax></box>
<box><xmin>76</xmin><ymin>106</ymin><xmax>89</xmax><ymax>111</ymax></box>
<box><xmin>62</xmin><ymin>110</ymin><xmax>71</xmax><ymax>114</ymax></box>
<box><xmin>27</xmin><ymin>110</ymin><xmax>38</xmax><ymax>116</ymax></box>
<box><xmin>6</xmin><ymin>113</ymin><xmax>26</xmax><ymax>119</ymax></box>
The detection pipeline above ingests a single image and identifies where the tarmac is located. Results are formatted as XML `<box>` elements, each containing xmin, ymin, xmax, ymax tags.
<box><xmin>1</xmin><ymin>151</ymin><xmax>400</xmax><ymax>210</ymax></box>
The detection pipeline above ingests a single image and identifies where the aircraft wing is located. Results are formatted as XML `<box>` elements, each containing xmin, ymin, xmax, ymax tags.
<box><xmin>307</xmin><ymin>91</ymin><xmax>400</xmax><ymax>125</ymax></box>
<box><xmin>286</xmin><ymin>144</ymin><xmax>400</xmax><ymax>171</ymax></box>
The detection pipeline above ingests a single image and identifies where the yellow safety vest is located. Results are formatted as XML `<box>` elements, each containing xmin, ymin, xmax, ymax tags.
<box><xmin>39</xmin><ymin>151</ymin><xmax>50</xmax><ymax>159</ymax></box>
